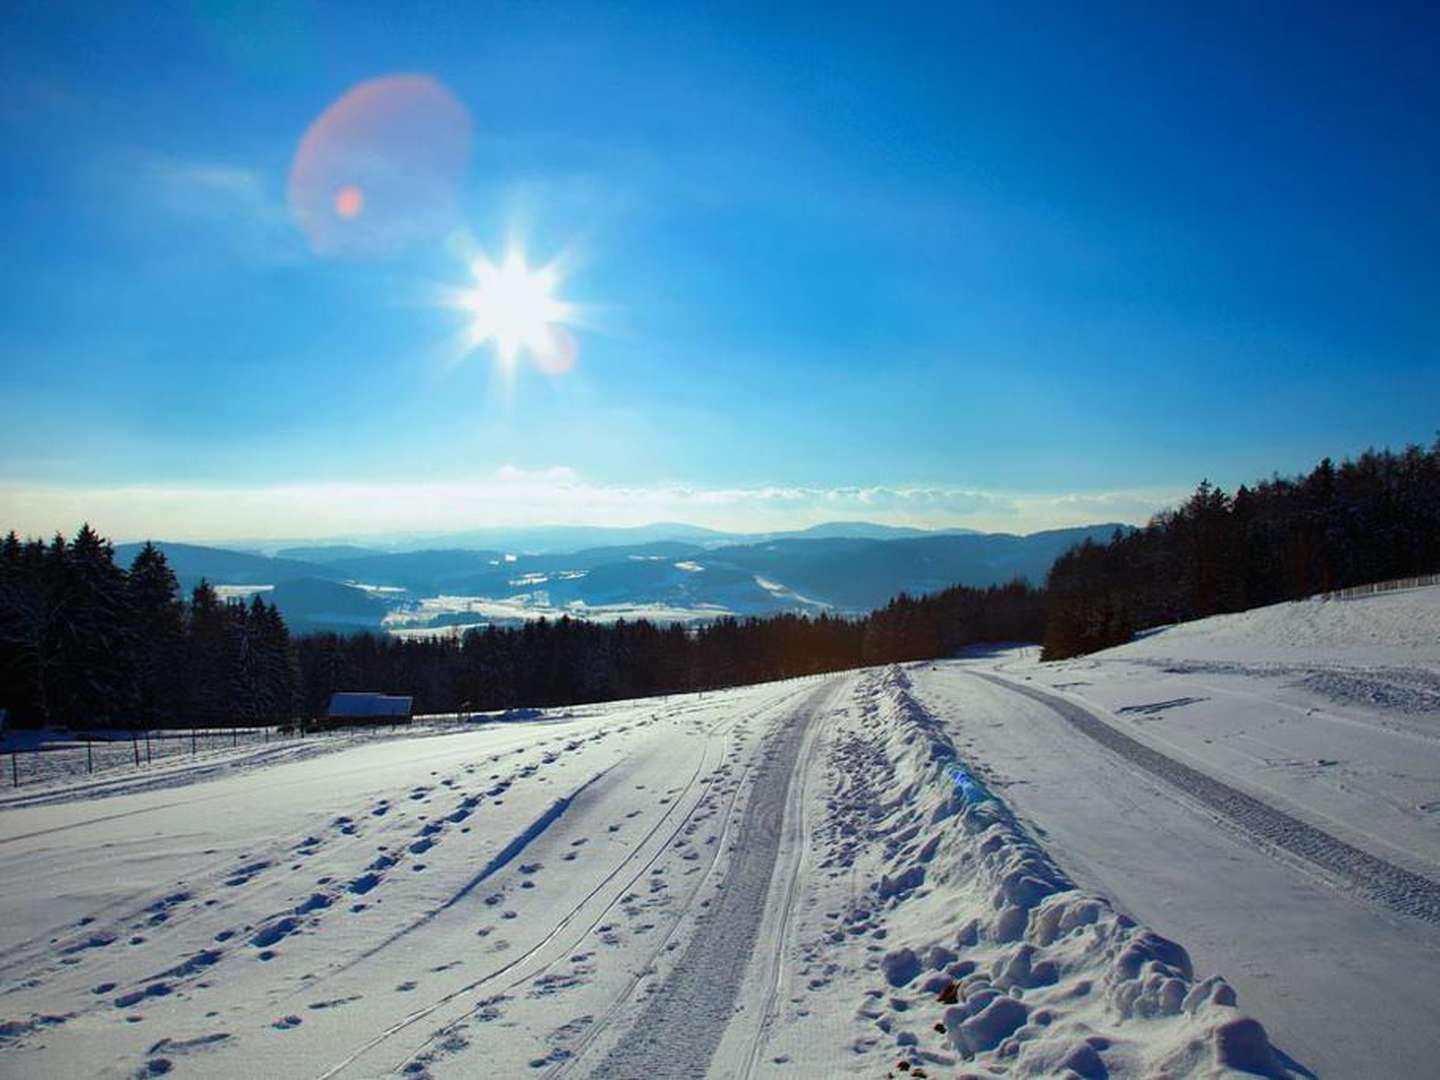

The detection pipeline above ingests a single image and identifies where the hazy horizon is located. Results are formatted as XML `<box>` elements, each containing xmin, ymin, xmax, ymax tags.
<box><xmin>2</xmin><ymin>472</ymin><xmax>1176</xmax><ymax>545</ymax></box>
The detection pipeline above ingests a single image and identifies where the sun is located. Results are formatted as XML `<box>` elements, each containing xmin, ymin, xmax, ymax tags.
<box><xmin>456</xmin><ymin>249</ymin><xmax>575</xmax><ymax>371</ymax></box>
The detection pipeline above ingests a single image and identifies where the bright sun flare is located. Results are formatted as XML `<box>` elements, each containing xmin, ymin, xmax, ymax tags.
<box><xmin>458</xmin><ymin>249</ymin><xmax>574</xmax><ymax>371</ymax></box>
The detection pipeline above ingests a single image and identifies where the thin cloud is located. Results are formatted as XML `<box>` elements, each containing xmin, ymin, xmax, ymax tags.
<box><xmin>118</xmin><ymin>151</ymin><xmax>305</xmax><ymax>264</ymax></box>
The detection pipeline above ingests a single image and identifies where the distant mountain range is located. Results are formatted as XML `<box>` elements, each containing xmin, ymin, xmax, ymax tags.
<box><xmin>115</xmin><ymin>522</ymin><xmax>1124</xmax><ymax>636</ymax></box>
<box><xmin>237</xmin><ymin>520</ymin><xmax>981</xmax><ymax>558</ymax></box>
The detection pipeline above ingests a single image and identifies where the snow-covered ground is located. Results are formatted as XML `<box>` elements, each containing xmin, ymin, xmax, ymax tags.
<box><xmin>919</xmin><ymin>585</ymin><xmax>1440</xmax><ymax>1078</ymax></box>
<box><xmin>6</xmin><ymin>588</ymin><xmax>1438</xmax><ymax>1077</ymax></box>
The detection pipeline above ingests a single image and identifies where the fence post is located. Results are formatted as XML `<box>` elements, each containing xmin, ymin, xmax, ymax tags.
<box><xmin>134</xmin><ymin>736</ymin><xmax>140</xmax><ymax>767</ymax></box>
<box><xmin>87</xmin><ymin>738</ymin><xmax>93</xmax><ymax>773</ymax></box>
<box><xmin>145</xmin><ymin>732</ymin><xmax>151</xmax><ymax>764</ymax></box>
<box><xmin>11</xmin><ymin>753</ymin><xmax>16</xmax><ymax>787</ymax></box>
<box><xmin>233</xmin><ymin>727</ymin><xmax>238</xmax><ymax>747</ymax></box>
<box><xmin>192</xmin><ymin>727</ymin><xmax>197</xmax><ymax>754</ymax></box>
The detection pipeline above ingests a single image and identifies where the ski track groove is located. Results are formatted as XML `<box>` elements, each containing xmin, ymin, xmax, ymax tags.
<box><xmin>585</xmin><ymin>681</ymin><xmax>834</xmax><ymax>1079</ymax></box>
<box><xmin>544</xmin><ymin>680</ymin><xmax>832</xmax><ymax>1080</ymax></box>
<box><xmin>735</xmin><ymin>680</ymin><xmax>828</xmax><ymax>1080</ymax></box>
<box><xmin>974</xmin><ymin>672</ymin><xmax>1440</xmax><ymax>925</ymax></box>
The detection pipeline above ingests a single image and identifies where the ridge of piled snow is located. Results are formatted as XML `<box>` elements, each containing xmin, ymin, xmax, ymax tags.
<box><xmin>942</xmin><ymin>583</ymin><xmax>1440</xmax><ymax>1077</ymax></box>
<box><xmin>793</xmin><ymin>667</ymin><xmax>1284</xmax><ymax>1078</ymax></box>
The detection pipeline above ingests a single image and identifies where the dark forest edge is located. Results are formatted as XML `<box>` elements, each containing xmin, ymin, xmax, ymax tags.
<box><xmin>3</xmin><ymin>437</ymin><xmax>1437</xmax><ymax>730</ymax></box>
<box><xmin>1041</xmin><ymin>438</ymin><xmax>1440</xmax><ymax>659</ymax></box>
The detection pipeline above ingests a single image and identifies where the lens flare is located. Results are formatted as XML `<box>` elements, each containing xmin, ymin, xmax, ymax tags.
<box><xmin>288</xmin><ymin>74</ymin><xmax>472</xmax><ymax>256</ymax></box>
<box><xmin>334</xmin><ymin>185</ymin><xmax>363</xmax><ymax>219</ymax></box>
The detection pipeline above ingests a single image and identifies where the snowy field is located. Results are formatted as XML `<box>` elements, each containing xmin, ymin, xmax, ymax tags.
<box><xmin>4</xmin><ymin>588</ymin><xmax>1439</xmax><ymax>1077</ymax></box>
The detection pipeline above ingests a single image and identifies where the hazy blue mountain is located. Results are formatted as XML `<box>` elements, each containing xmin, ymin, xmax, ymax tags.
<box><xmin>113</xmin><ymin>542</ymin><xmax>325</xmax><ymax>591</ymax></box>
<box><xmin>116</xmin><ymin>524</ymin><xmax>1128</xmax><ymax>633</ymax></box>
<box><xmin>761</xmin><ymin>521</ymin><xmax>979</xmax><ymax>541</ymax></box>
<box><xmin>267</xmin><ymin>578</ymin><xmax>388</xmax><ymax>634</ymax></box>
<box><xmin>320</xmin><ymin>549</ymin><xmax>509</xmax><ymax>591</ymax></box>
<box><xmin>217</xmin><ymin>521</ymin><xmax>984</xmax><ymax>557</ymax></box>
<box><xmin>703</xmin><ymin>526</ymin><xmax>1124</xmax><ymax>610</ymax></box>
<box><xmin>273</xmin><ymin>544</ymin><xmax>388</xmax><ymax>563</ymax></box>
<box><xmin>378</xmin><ymin>523</ymin><xmax>733</xmax><ymax>554</ymax></box>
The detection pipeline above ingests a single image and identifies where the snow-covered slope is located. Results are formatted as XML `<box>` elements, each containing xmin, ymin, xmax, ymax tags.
<box><xmin>924</xmin><ymin>585</ymin><xmax>1440</xmax><ymax>1077</ymax></box>
<box><xmin>1102</xmin><ymin>583</ymin><xmax>1440</xmax><ymax>668</ymax></box>
<box><xmin>0</xmin><ymin>669</ymin><xmax>1294</xmax><ymax>1078</ymax></box>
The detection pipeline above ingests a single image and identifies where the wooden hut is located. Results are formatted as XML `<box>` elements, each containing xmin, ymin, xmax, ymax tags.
<box><xmin>320</xmin><ymin>692</ymin><xmax>414</xmax><ymax>730</ymax></box>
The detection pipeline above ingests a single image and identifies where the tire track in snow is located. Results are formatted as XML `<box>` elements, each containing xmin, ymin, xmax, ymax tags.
<box><xmin>586</xmin><ymin>680</ymin><xmax>836</xmax><ymax>1079</ymax></box>
<box><xmin>974</xmin><ymin>672</ymin><xmax>1440</xmax><ymax>926</ymax></box>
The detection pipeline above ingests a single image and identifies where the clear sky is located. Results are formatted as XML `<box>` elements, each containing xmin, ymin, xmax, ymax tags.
<box><xmin>2</xmin><ymin>2</ymin><xmax>1436</xmax><ymax>541</ymax></box>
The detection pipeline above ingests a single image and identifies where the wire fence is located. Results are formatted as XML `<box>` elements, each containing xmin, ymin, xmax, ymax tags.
<box><xmin>0</xmin><ymin>716</ymin><xmax>449</xmax><ymax>789</ymax></box>
<box><xmin>1317</xmin><ymin>573</ymin><xmax>1440</xmax><ymax>602</ymax></box>
<box><xmin>4</xmin><ymin>725</ymin><xmax>295</xmax><ymax>789</ymax></box>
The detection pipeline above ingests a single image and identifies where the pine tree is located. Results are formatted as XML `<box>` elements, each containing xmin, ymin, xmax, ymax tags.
<box><xmin>128</xmin><ymin>542</ymin><xmax>186</xmax><ymax>726</ymax></box>
<box><xmin>186</xmin><ymin>580</ymin><xmax>231</xmax><ymax>726</ymax></box>
<box><xmin>57</xmin><ymin>525</ymin><xmax>137</xmax><ymax>727</ymax></box>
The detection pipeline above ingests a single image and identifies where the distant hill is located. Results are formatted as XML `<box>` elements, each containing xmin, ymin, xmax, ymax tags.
<box><xmin>273</xmin><ymin>544</ymin><xmax>387</xmax><ymax>563</ymax></box>
<box><xmin>373</xmin><ymin>522</ymin><xmax>734</xmax><ymax>555</ymax></box>
<box><xmin>761</xmin><ymin>521</ymin><xmax>978</xmax><ymax>541</ymax></box>
<box><xmin>320</xmin><ymin>549</ymin><xmax>510</xmax><ymax>592</ymax></box>
<box><xmin>120</xmin><ymin>524</ymin><xmax>1128</xmax><ymax>634</ymax></box>
<box><xmin>703</xmin><ymin>525</ymin><xmax>1123</xmax><ymax>611</ymax></box>
<box><xmin>267</xmin><ymin>577</ymin><xmax>388</xmax><ymax>634</ymax></box>
<box><xmin>212</xmin><ymin>521</ymin><xmax>984</xmax><ymax>557</ymax></box>
<box><xmin>113</xmin><ymin>542</ymin><xmax>324</xmax><ymax>591</ymax></box>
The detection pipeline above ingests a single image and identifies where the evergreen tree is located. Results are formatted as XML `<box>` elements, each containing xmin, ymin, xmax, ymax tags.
<box><xmin>128</xmin><ymin>542</ymin><xmax>186</xmax><ymax>725</ymax></box>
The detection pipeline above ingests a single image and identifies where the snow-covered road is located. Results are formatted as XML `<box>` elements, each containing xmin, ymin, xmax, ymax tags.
<box><xmin>1</xmin><ymin>679</ymin><xmax>855</xmax><ymax>1078</ymax></box>
<box><xmin>970</xmin><ymin>671</ymin><xmax>1440</xmax><ymax>925</ymax></box>
<box><xmin>9</xmin><ymin>591</ymin><xmax>1437</xmax><ymax>1078</ymax></box>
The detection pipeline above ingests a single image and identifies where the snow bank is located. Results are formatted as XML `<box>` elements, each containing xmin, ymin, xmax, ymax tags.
<box><xmin>818</xmin><ymin>667</ymin><xmax>1284</xmax><ymax>1077</ymax></box>
<box><xmin>1098</xmin><ymin>584</ymin><xmax>1440</xmax><ymax>668</ymax></box>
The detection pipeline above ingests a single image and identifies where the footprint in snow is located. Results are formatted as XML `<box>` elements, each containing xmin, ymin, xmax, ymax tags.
<box><xmin>114</xmin><ymin>983</ymin><xmax>173</xmax><ymax>1009</ymax></box>
<box><xmin>308</xmin><ymin>995</ymin><xmax>362</xmax><ymax>1010</ymax></box>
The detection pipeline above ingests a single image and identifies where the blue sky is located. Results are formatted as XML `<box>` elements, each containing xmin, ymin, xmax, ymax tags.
<box><xmin>2</xmin><ymin>2</ymin><xmax>1436</xmax><ymax>540</ymax></box>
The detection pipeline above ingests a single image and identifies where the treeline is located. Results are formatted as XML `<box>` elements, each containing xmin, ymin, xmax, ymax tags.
<box><xmin>0</xmin><ymin>528</ymin><xmax>297</xmax><ymax>729</ymax></box>
<box><xmin>0</xmin><ymin>522</ymin><xmax>1039</xmax><ymax>728</ymax></box>
<box><xmin>1043</xmin><ymin>440</ymin><xmax>1440</xmax><ymax>659</ymax></box>
<box><xmin>295</xmin><ymin>580</ymin><xmax>1043</xmax><ymax>716</ymax></box>
<box><xmin>10</xmin><ymin>438</ymin><xmax>1429</xmax><ymax>727</ymax></box>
